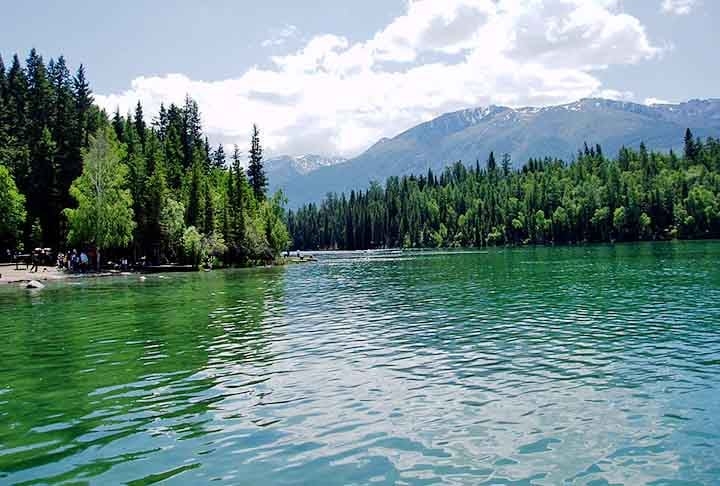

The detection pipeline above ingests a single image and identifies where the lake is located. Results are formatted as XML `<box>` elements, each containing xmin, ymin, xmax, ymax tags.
<box><xmin>1</xmin><ymin>242</ymin><xmax>720</xmax><ymax>484</ymax></box>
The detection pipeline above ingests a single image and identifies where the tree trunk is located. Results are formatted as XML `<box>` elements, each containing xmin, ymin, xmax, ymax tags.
<box><xmin>97</xmin><ymin>249</ymin><xmax>101</xmax><ymax>272</ymax></box>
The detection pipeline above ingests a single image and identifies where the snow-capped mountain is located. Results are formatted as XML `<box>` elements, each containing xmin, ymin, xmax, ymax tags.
<box><xmin>274</xmin><ymin>98</ymin><xmax>720</xmax><ymax>207</ymax></box>
<box><xmin>266</xmin><ymin>154</ymin><xmax>348</xmax><ymax>175</ymax></box>
<box><xmin>265</xmin><ymin>154</ymin><xmax>347</xmax><ymax>191</ymax></box>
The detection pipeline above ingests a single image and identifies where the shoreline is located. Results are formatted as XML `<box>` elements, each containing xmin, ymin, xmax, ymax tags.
<box><xmin>0</xmin><ymin>264</ymin><xmax>135</xmax><ymax>286</ymax></box>
<box><xmin>0</xmin><ymin>256</ymin><xmax>317</xmax><ymax>287</ymax></box>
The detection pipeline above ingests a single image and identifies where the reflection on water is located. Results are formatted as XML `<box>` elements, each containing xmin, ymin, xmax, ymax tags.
<box><xmin>1</xmin><ymin>242</ymin><xmax>720</xmax><ymax>484</ymax></box>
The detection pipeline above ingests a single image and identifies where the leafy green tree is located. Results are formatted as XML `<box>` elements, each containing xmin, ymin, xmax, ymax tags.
<box><xmin>64</xmin><ymin>127</ymin><xmax>135</xmax><ymax>270</ymax></box>
<box><xmin>0</xmin><ymin>165</ymin><xmax>26</xmax><ymax>247</ymax></box>
<box><xmin>613</xmin><ymin>206</ymin><xmax>627</xmax><ymax>239</ymax></box>
<box><xmin>161</xmin><ymin>198</ymin><xmax>185</xmax><ymax>259</ymax></box>
<box><xmin>0</xmin><ymin>50</ymin><xmax>291</xmax><ymax>269</ymax></box>
<box><xmin>262</xmin><ymin>191</ymin><xmax>291</xmax><ymax>257</ymax></box>
<box><xmin>182</xmin><ymin>226</ymin><xmax>203</xmax><ymax>268</ymax></box>
<box><xmin>639</xmin><ymin>212</ymin><xmax>652</xmax><ymax>239</ymax></box>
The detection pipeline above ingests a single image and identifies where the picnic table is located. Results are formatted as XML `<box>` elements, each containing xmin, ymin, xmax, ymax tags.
<box><xmin>14</xmin><ymin>254</ymin><xmax>30</xmax><ymax>270</ymax></box>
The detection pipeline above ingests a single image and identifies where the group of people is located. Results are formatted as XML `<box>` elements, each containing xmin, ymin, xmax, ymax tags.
<box><xmin>56</xmin><ymin>250</ymin><xmax>91</xmax><ymax>273</ymax></box>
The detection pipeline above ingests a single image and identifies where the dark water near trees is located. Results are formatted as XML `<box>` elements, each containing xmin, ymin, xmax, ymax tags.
<box><xmin>1</xmin><ymin>242</ymin><xmax>720</xmax><ymax>485</ymax></box>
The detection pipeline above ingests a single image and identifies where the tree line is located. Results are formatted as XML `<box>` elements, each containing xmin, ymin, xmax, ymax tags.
<box><xmin>0</xmin><ymin>50</ymin><xmax>288</xmax><ymax>267</ymax></box>
<box><xmin>287</xmin><ymin>131</ymin><xmax>720</xmax><ymax>249</ymax></box>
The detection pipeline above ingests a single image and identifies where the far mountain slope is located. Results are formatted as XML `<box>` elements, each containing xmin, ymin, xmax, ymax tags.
<box><xmin>273</xmin><ymin>98</ymin><xmax>720</xmax><ymax>207</ymax></box>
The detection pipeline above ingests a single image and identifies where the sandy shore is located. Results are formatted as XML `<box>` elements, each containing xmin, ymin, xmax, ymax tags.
<box><xmin>0</xmin><ymin>264</ymin><xmax>124</xmax><ymax>285</ymax></box>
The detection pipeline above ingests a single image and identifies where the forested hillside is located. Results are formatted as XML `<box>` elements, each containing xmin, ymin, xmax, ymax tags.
<box><xmin>276</xmin><ymin>98</ymin><xmax>720</xmax><ymax>208</ymax></box>
<box><xmin>0</xmin><ymin>50</ymin><xmax>288</xmax><ymax>266</ymax></box>
<box><xmin>287</xmin><ymin>135</ymin><xmax>720</xmax><ymax>250</ymax></box>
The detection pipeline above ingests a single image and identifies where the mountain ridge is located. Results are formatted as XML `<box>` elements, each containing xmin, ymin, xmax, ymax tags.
<box><xmin>270</xmin><ymin>98</ymin><xmax>720</xmax><ymax>207</ymax></box>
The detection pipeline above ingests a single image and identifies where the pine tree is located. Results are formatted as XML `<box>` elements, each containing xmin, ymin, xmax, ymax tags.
<box><xmin>230</xmin><ymin>144</ymin><xmax>247</xmax><ymax>248</ymax></box>
<box><xmin>212</xmin><ymin>144</ymin><xmax>226</xmax><ymax>169</ymax></box>
<box><xmin>145</xmin><ymin>154</ymin><xmax>168</xmax><ymax>264</ymax></box>
<box><xmin>112</xmin><ymin>108</ymin><xmax>124</xmax><ymax>141</ymax></box>
<box><xmin>501</xmin><ymin>153</ymin><xmax>511</xmax><ymax>176</ymax></box>
<box><xmin>204</xmin><ymin>180</ymin><xmax>215</xmax><ymax>233</ymax></box>
<box><xmin>186</xmin><ymin>155</ymin><xmax>204</xmax><ymax>230</ymax></box>
<box><xmin>487</xmin><ymin>151</ymin><xmax>497</xmax><ymax>172</ymax></box>
<box><xmin>684</xmin><ymin>128</ymin><xmax>697</xmax><ymax>162</ymax></box>
<box><xmin>124</xmin><ymin>118</ymin><xmax>147</xmax><ymax>257</ymax></box>
<box><xmin>0</xmin><ymin>55</ymin><xmax>8</xmax><ymax>164</ymax></box>
<box><xmin>26</xmin><ymin>49</ymin><xmax>56</xmax><ymax>245</ymax></box>
<box><xmin>26</xmin><ymin>49</ymin><xmax>52</xmax><ymax>144</ymax></box>
<box><xmin>247</xmin><ymin>124</ymin><xmax>266</xmax><ymax>200</ymax></box>
<box><xmin>48</xmin><ymin>55</ymin><xmax>76</xmax><ymax>232</ymax></box>
<box><xmin>182</xmin><ymin>95</ymin><xmax>201</xmax><ymax>170</ymax></box>
<box><xmin>134</xmin><ymin>101</ymin><xmax>146</xmax><ymax>149</ymax></box>
<box><xmin>0</xmin><ymin>54</ymin><xmax>6</xmax><ymax>99</ymax></box>
<box><xmin>73</xmin><ymin>64</ymin><xmax>93</xmax><ymax>146</ymax></box>
<box><xmin>163</xmin><ymin>105</ymin><xmax>184</xmax><ymax>189</ymax></box>
<box><xmin>4</xmin><ymin>55</ymin><xmax>29</xmax><ymax>203</ymax></box>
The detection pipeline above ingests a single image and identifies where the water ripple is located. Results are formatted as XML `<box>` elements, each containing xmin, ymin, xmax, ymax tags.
<box><xmin>1</xmin><ymin>242</ymin><xmax>720</xmax><ymax>484</ymax></box>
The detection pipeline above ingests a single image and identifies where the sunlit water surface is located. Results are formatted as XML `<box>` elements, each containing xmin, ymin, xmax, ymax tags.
<box><xmin>1</xmin><ymin>242</ymin><xmax>720</xmax><ymax>485</ymax></box>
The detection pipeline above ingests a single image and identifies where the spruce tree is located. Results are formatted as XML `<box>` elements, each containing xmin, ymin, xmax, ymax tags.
<box><xmin>112</xmin><ymin>108</ymin><xmax>124</xmax><ymax>141</ymax></box>
<box><xmin>684</xmin><ymin>128</ymin><xmax>697</xmax><ymax>162</ymax></box>
<box><xmin>230</xmin><ymin>145</ymin><xmax>247</xmax><ymax>249</ymax></box>
<box><xmin>4</xmin><ymin>55</ymin><xmax>29</xmax><ymax>208</ymax></box>
<box><xmin>0</xmin><ymin>55</ymin><xmax>8</xmax><ymax>162</ymax></box>
<box><xmin>0</xmin><ymin>54</ymin><xmax>6</xmax><ymax>99</ymax></box>
<box><xmin>247</xmin><ymin>124</ymin><xmax>266</xmax><ymax>200</ymax></box>
<box><xmin>487</xmin><ymin>151</ymin><xmax>497</xmax><ymax>172</ymax></box>
<box><xmin>134</xmin><ymin>101</ymin><xmax>146</xmax><ymax>149</ymax></box>
<box><xmin>204</xmin><ymin>180</ymin><xmax>215</xmax><ymax>233</ymax></box>
<box><xmin>48</xmin><ymin>55</ymin><xmax>76</xmax><ymax>227</ymax></box>
<box><xmin>145</xmin><ymin>154</ymin><xmax>168</xmax><ymax>263</ymax></box>
<box><xmin>186</xmin><ymin>154</ymin><xmax>204</xmax><ymax>230</ymax></box>
<box><xmin>501</xmin><ymin>153</ymin><xmax>511</xmax><ymax>176</ymax></box>
<box><xmin>212</xmin><ymin>144</ymin><xmax>226</xmax><ymax>169</ymax></box>
<box><xmin>73</xmin><ymin>64</ymin><xmax>93</xmax><ymax>146</ymax></box>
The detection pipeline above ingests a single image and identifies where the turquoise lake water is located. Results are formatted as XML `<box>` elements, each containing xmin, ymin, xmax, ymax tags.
<box><xmin>1</xmin><ymin>242</ymin><xmax>719</xmax><ymax>484</ymax></box>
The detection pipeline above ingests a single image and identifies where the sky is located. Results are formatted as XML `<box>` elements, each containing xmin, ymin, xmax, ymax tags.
<box><xmin>2</xmin><ymin>0</ymin><xmax>718</xmax><ymax>158</ymax></box>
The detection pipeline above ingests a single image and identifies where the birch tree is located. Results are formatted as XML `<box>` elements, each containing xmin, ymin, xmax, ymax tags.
<box><xmin>64</xmin><ymin>126</ymin><xmax>134</xmax><ymax>270</ymax></box>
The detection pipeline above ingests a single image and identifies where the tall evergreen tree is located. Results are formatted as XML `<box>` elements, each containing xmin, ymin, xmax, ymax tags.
<box><xmin>134</xmin><ymin>101</ymin><xmax>146</xmax><ymax>149</ymax></box>
<box><xmin>186</xmin><ymin>155</ymin><xmax>204</xmax><ymax>230</ymax></box>
<box><xmin>487</xmin><ymin>151</ymin><xmax>497</xmax><ymax>173</ymax></box>
<box><xmin>684</xmin><ymin>128</ymin><xmax>698</xmax><ymax>162</ymax></box>
<box><xmin>0</xmin><ymin>50</ymin><xmax>290</xmax><ymax>264</ymax></box>
<box><xmin>247</xmin><ymin>124</ymin><xmax>266</xmax><ymax>200</ymax></box>
<box><xmin>73</xmin><ymin>64</ymin><xmax>93</xmax><ymax>146</ymax></box>
<box><xmin>501</xmin><ymin>153</ymin><xmax>512</xmax><ymax>176</ymax></box>
<box><xmin>212</xmin><ymin>143</ymin><xmax>226</xmax><ymax>169</ymax></box>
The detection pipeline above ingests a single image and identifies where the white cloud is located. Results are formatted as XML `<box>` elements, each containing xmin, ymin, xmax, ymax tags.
<box><xmin>96</xmin><ymin>0</ymin><xmax>661</xmax><ymax>157</ymax></box>
<box><xmin>644</xmin><ymin>97</ymin><xmax>672</xmax><ymax>105</ymax></box>
<box><xmin>261</xmin><ymin>24</ymin><xmax>299</xmax><ymax>48</ymax></box>
<box><xmin>661</xmin><ymin>0</ymin><xmax>697</xmax><ymax>15</ymax></box>
<box><xmin>597</xmin><ymin>89</ymin><xmax>635</xmax><ymax>101</ymax></box>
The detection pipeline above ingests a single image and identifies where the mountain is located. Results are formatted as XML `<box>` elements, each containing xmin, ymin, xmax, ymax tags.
<box><xmin>276</xmin><ymin>98</ymin><xmax>720</xmax><ymax>207</ymax></box>
<box><xmin>265</xmin><ymin>154</ymin><xmax>347</xmax><ymax>191</ymax></box>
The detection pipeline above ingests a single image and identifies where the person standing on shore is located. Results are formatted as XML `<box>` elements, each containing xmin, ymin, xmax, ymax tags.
<box><xmin>30</xmin><ymin>252</ymin><xmax>38</xmax><ymax>273</ymax></box>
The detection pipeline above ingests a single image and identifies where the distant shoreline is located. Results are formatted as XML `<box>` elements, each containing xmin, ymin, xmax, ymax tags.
<box><xmin>0</xmin><ymin>256</ymin><xmax>317</xmax><ymax>288</ymax></box>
